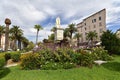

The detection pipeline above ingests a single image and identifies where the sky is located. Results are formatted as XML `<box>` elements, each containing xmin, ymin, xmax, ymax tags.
<box><xmin>0</xmin><ymin>0</ymin><xmax>120</xmax><ymax>42</ymax></box>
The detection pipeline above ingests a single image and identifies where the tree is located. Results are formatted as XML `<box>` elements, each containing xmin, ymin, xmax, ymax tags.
<box><xmin>64</xmin><ymin>28</ymin><xmax>71</xmax><ymax>39</ymax></box>
<box><xmin>50</xmin><ymin>27</ymin><xmax>57</xmax><ymax>42</ymax></box>
<box><xmin>9</xmin><ymin>25</ymin><xmax>23</xmax><ymax>50</ymax></box>
<box><xmin>0</xmin><ymin>25</ymin><xmax>5</xmax><ymax>48</ymax></box>
<box><xmin>34</xmin><ymin>25</ymin><xmax>43</xmax><ymax>44</ymax></box>
<box><xmin>116</xmin><ymin>29</ymin><xmax>120</xmax><ymax>38</ymax></box>
<box><xmin>43</xmin><ymin>39</ymin><xmax>49</xmax><ymax>43</ymax></box>
<box><xmin>68</xmin><ymin>23</ymin><xmax>77</xmax><ymax>39</ymax></box>
<box><xmin>17</xmin><ymin>33</ymin><xmax>23</xmax><ymax>50</ymax></box>
<box><xmin>26</xmin><ymin>41</ymin><xmax>35</xmax><ymax>51</ymax></box>
<box><xmin>74</xmin><ymin>33</ymin><xmax>81</xmax><ymax>47</ymax></box>
<box><xmin>101</xmin><ymin>30</ymin><xmax>120</xmax><ymax>54</ymax></box>
<box><xmin>9</xmin><ymin>34</ymin><xmax>15</xmax><ymax>50</ymax></box>
<box><xmin>86</xmin><ymin>31</ymin><xmax>97</xmax><ymax>47</ymax></box>
<box><xmin>48</xmin><ymin>33</ymin><xmax>55</xmax><ymax>42</ymax></box>
<box><xmin>51</xmin><ymin>27</ymin><xmax>56</xmax><ymax>32</ymax></box>
<box><xmin>5</xmin><ymin>18</ymin><xmax>11</xmax><ymax>51</ymax></box>
<box><xmin>21</xmin><ymin>36</ymin><xmax>29</xmax><ymax>49</ymax></box>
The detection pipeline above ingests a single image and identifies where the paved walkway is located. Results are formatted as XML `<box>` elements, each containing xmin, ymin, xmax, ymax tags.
<box><xmin>4</xmin><ymin>63</ymin><xmax>18</xmax><ymax>68</ymax></box>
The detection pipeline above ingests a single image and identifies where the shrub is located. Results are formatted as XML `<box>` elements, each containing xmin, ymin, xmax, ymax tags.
<box><xmin>0</xmin><ymin>58</ymin><xmax>5</xmax><ymax>76</ymax></box>
<box><xmin>41</xmin><ymin>62</ymin><xmax>75</xmax><ymax>70</ymax></box>
<box><xmin>80</xmin><ymin>53</ymin><xmax>94</xmax><ymax>67</ymax></box>
<box><xmin>62</xmin><ymin>62</ymin><xmax>75</xmax><ymax>69</ymax></box>
<box><xmin>41</xmin><ymin>62</ymin><xmax>62</xmax><ymax>70</ymax></box>
<box><xmin>38</xmin><ymin>48</ymin><xmax>73</xmax><ymax>63</ymax></box>
<box><xmin>4</xmin><ymin>53</ymin><xmax>11</xmax><ymax>61</ymax></box>
<box><xmin>70</xmin><ymin>52</ymin><xmax>81</xmax><ymax>64</ymax></box>
<box><xmin>71</xmin><ymin>49</ymin><xmax>94</xmax><ymax>67</ymax></box>
<box><xmin>20</xmin><ymin>53</ymin><xmax>41</xmax><ymax>70</ymax></box>
<box><xmin>38</xmin><ymin>48</ymin><xmax>54</xmax><ymax>61</ymax></box>
<box><xmin>101</xmin><ymin>30</ymin><xmax>120</xmax><ymax>55</ymax></box>
<box><xmin>11</xmin><ymin>53</ymin><xmax>21</xmax><ymax>62</ymax></box>
<box><xmin>21</xmin><ymin>47</ymin><xmax>113</xmax><ymax>70</ymax></box>
<box><xmin>4</xmin><ymin>51</ymin><xmax>21</xmax><ymax>62</ymax></box>
<box><xmin>0</xmin><ymin>57</ymin><xmax>5</xmax><ymax>69</ymax></box>
<box><xmin>55</xmin><ymin>48</ymin><xmax>72</xmax><ymax>62</ymax></box>
<box><xmin>91</xmin><ymin>47</ymin><xmax>113</xmax><ymax>61</ymax></box>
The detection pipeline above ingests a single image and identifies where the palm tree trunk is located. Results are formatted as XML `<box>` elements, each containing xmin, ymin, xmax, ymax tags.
<box><xmin>36</xmin><ymin>30</ymin><xmax>39</xmax><ymax>45</ymax></box>
<box><xmin>5</xmin><ymin>24</ymin><xmax>9</xmax><ymax>51</ymax></box>
<box><xmin>18</xmin><ymin>39</ymin><xmax>21</xmax><ymax>50</ymax></box>
<box><xmin>13</xmin><ymin>39</ymin><xmax>17</xmax><ymax>50</ymax></box>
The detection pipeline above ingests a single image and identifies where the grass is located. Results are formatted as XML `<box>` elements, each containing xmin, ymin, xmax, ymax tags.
<box><xmin>0</xmin><ymin>56</ymin><xmax>120</xmax><ymax>80</ymax></box>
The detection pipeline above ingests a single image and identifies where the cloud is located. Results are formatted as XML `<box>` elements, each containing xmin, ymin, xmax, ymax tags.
<box><xmin>0</xmin><ymin>0</ymin><xmax>120</xmax><ymax>42</ymax></box>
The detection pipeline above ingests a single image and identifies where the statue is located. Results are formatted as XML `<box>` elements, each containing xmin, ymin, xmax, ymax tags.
<box><xmin>56</xmin><ymin>17</ymin><xmax>60</xmax><ymax>28</ymax></box>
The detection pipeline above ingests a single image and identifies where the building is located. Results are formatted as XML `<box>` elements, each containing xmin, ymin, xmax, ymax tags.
<box><xmin>116</xmin><ymin>29</ymin><xmax>120</xmax><ymax>38</ymax></box>
<box><xmin>1</xmin><ymin>34</ymin><xmax>5</xmax><ymax>50</ymax></box>
<box><xmin>1</xmin><ymin>34</ymin><xmax>12</xmax><ymax>50</ymax></box>
<box><xmin>77</xmin><ymin>9</ymin><xmax>106</xmax><ymax>44</ymax></box>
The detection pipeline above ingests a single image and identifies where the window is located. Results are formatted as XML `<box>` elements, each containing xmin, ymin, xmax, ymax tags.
<box><xmin>99</xmin><ymin>17</ymin><xmax>101</xmax><ymax>20</ymax></box>
<box><xmin>94</xmin><ymin>19</ymin><xmax>96</xmax><ymax>22</ymax></box>
<box><xmin>85</xmin><ymin>27</ymin><xmax>87</xmax><ymax>30</ymax></box>
<box><xmin>84</xmin><ymin>23</ymin><xmax>86</xmax><ymax>26</ymax></box>
<box><xmin>92</xmin><ymin>20</ymin><xmax>94</xmax><ymax>23</ymax></box>
<box><xmin>92</xmin><ymin>19</ymin><xmax>96</xmax><ymax>23</ymax></box>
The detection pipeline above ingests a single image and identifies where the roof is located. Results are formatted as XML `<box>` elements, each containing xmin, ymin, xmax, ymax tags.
<box><xmin>77</xmin><ymin>8</ymin><xmax>106</xmax><ymax>25</ymax></box>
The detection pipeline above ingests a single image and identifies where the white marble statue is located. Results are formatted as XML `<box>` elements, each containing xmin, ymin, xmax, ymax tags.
<box><xmin>56</xmin><ymin>17</ymin><xmax>60</xmax><ymax>28</ymax></box>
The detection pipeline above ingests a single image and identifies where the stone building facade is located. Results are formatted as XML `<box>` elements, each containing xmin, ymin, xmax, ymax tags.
<box><xmin>77</xmin><ymin>9</ymin><xmax>106</xmax><ymax>43</ymax></box>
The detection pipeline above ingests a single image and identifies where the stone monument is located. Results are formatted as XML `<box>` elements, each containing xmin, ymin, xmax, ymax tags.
<box><xmin>55</xmin><ymin>17</ymin><xmax>64</xmax><ymax>41</ymax></box>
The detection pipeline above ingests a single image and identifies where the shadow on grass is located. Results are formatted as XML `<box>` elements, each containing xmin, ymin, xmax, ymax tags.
<box><xmin>102</xmin><ymin>62</ymin><xmax>120</xmax><ymax>72</ymax></box>
<box><xmin>0</xmin><ymin>68</ymin><xmax>11</xmax><ymax>79</ymax></box>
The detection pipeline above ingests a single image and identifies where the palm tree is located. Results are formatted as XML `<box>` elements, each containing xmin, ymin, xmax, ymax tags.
<box><xmin>50</xmin><ymin>27</ymin><xmax>56</xmax><ymax>42</ymax></box>
<box><xmin>34</xmin><ymin>24</ymin><xmax>43</xmax><ymax>44</ymax></box>
<box><xmin>66</xmin><ymin>23</ymin><xmax>77</xmax><ymax>47</ymax></box>
<box><xmin>64</xmin><ymin>28</ymin><xmax>71</xmax><ymax>39</ymax></box>
<box><xmin>9</xmin><ymin>25</ymin><xmax>23</xmax><ymax>50</ymax></box>
<box><xmin>68</xmin><ymin>23</ymin><xmax>77</xmax><ymax>39</ymax></box>
<box><xmin>5</xmin><ymin>18</ymin><xmax>11</xmax><ymax>51</ymax></box>
<box><xmin>21</xmin><ymin>36</ymin><xmax>29</xmax><ymax>49</ymax></box>
<box><xmin>51</xmin><ymin>26</ymin><xmax>57</xmax><ymax>32</ymax></box>
<box><xmin>86</xmin><ymin>31</ymin><xmax>97</xmax><ymax>47</ymax></box>
<box><xmin>48</xmin><ymin>33</ymin><xmax>55</xmax><ymax>42</ymax></box>
<box><xmin>17</xmin><ymin>33</ymin><xmax>23</xmax><ymax>50</ymax></box>
<box><xmin>74</xmin><ymin>33</ymin><xmax>81</xmax><ymax>47</ymax></box>
<box><xmin>0</xmin><ymin>25</ymin><xmax>5</xmax><ymax>48</ymax></box>
<box><xmin>9</xmin><ymin>35</ymin><xmax>15</xmax><ymax>50</ymax></box>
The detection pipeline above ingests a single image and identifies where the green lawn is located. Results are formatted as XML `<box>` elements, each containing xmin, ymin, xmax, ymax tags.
<box><xmin>1</xmin><ymin>56</ymin><xmax>120</xmax><ymax>80</ymax></box>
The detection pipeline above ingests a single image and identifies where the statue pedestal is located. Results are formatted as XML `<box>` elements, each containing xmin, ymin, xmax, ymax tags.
<box><xmin>55</xmin><ymin>28</ymin><xmax>64</xmax><ymax>41</ymax></box>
